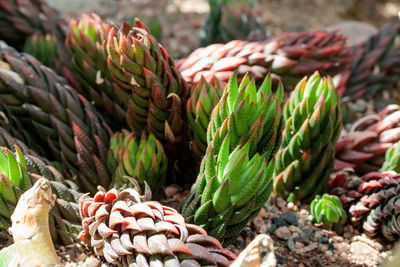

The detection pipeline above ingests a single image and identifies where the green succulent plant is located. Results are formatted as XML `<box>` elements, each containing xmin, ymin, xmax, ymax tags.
<box><xmin>0</xmin><ymin>144</ymin><xmax>81</xmax><ymax>245</ymax></box>
<box><xmin>273</xmin><ymin>72</ymin><xmax>342</xmax><ymax>203</ymax></box>
<box><xmin>23</xmin><ymin>33</ymin><xmax>60</xmax><ymax>71</ymax></box>
<box><xmin>310</xmin><ymin>194</ymin><xmax>347</xmax><ymax>229</ymax></box>
<box><xmin>108</xmin><ymin>130</ymin><xmax>168</xmax><ymax>197</ymax></box>
<box><xmin>186</xmin><ymin>77</ymin><xmax>224</xmax><ymax>159</ymax></box>
<box><xmin>182</xmin><ymin>73</ymin><xmax>284</xmax><ymax>245</ymax></box>
<box><xmin>381</xmin><ymin>141</ymin><xmax>400</xmax><ymax>172</ymax></box>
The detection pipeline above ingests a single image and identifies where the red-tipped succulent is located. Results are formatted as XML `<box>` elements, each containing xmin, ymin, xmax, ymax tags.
<box><xmin>177</xmin><ymin>30</ymin><xmax>351</xmax><ymax>88</ymax></box>
<box><xmin>79</xmin><ymin>186</ymin><xmax>236</xmax><ymax>266</ymax></box>
<box><xmin>335</xmin><ymin>104</ymin><xmax>400</xmax><ymax>175</ymax></box>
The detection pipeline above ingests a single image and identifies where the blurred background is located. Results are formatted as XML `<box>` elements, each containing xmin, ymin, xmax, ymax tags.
<box><xmin>48</xmin><ymin>0</ymin><xmax>400</xmax><ymax>58</ymax></box>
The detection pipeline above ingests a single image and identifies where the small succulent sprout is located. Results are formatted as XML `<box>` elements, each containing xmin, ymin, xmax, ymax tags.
<box><xmin>310</xmin><ymin>194</ymin><xmax>347</xmax><ymax>229</ymax></box>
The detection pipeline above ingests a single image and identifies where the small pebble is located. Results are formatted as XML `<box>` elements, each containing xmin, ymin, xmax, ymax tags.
<box><xmin>164</xmin><ymin>186</ymin><xmax>179</xmax><ymax>198</ymax></box>
<box><xmin>343</xmin><ymin>231</ymin><xmax>351</xmax><ymax>239</ymax></box>
<box><xmin>274</xmin><ymin>226</ymin><xmax>292</xmax><ymax>240</ymax></box>
<box><xmin>276</xmin><ymin>197</ymin><xmax>286</xmax><ymax>208</ymax></box>
<box><xmin>287</xmin><ymin>240</ymin><xmax>296</xmax><ymax>251</ymax></box>
<box><xmin>258</xmin><ymin>207</ymin><xmax>267</xmax><ymax>217</ymax></box>
<box><xmin>318</xmin><ymin>236</ymin><xmax>329</xmax><ymax>244</ymax></box>
<box><xmin>295</xmin><ymin>242</ymin><xmax>305</xmax><ymax>249</ymax></box>
<box><xmin>325</xmin><ymin>250</ymin><xmax>333</xmax><ymax>257</ymax></box>
<box><xmin>333</xmin><ymin>236</ymin><xmax>344</xmax><ymax>242</ymax></box>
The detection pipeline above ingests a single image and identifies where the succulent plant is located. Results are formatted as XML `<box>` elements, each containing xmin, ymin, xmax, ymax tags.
<box><xmin>347</xmin><ymin>171</ymin><xmax>400</xmax><ymax>241</ymax></box>
<box><xmin>66</xmin><ymin>14</ymin><xmax>126</xmax><ymax>128</ymax></box>
<box><xmin>0</xmin><ymin>0</ymin><xmax>66</xmax><ymax>50</ymax></box>
<box><xmin>0</xmin><ymin>41</ymin><xmax>112</xmax><ymax>194</ymax></box>
<box><xmin>381</xmin><ymin>141</ymin><xmax>400</xmax><ymax>173</ymax></box>
<box><xmin>177</xmin><ymin>30</ymin><xmax>352</xmax><ymax>88</ymax></box>
<box><xmin>0</xmin><ymin>0</ymin><xmax>84</xmax><ymax>90</ymax></box>
<box><xmin>329</xmin><ymin>170</ymin><xmax>400</xmax><ymax>240</ymax></box>
<box><xmin>106</xmin><ymin>19</ymin><xmax>188</xmax><ymax>150</ymax></box>
<box><xmin>273</xmin><ymin>72</ymin><xmax>342</xmax><ymax>203</ymax></box>
<box><xmin>186</xmin><ymin>76</ymin><xmax>224</xmax><ymax>158</ymax></box>
<box><xmin>327</xmin><ymin>168</ymin><xmax>364</xmax><ymax>207</ymax></box>
<box><xmin>335</xmin><ymin>104</ymin><xmax>400</xmax><ymax>175</ymax></box>
<box><xmin>310</xmin><ymin>194</ymin><xmax>347</xmax><ymax>229</ymax></box>
<box><xmin>182</xmin><ymin>73</ymin><xmax>283</xmax><ymax>245</ymax></box>
<box><xmin>200</xmin><ymin>0</ymin><xmax>267</xmax><ymax>46</ymax></box>
<box><xmin>0</xmin><ymin>144</ymin><xmax>82</xmax><ymax>245</ymax></box>
<box><xmin>78</xmin><ymin>186</ymin><xmax>236</xmax><ymax>266</ymax></box>
<box><xmin>23</xmin><ymin>33</ymin><xmax>60</xmax><ymax>71</ymax></box>
<box><xmin>336</xmin><ymin>21</ymin><xmax>400</xmax><ymax>99</ymax></box>
<box><xmin>108</xmin><ymin>130</ymin><xmax>168</xmax><ymax>197</ymax></box>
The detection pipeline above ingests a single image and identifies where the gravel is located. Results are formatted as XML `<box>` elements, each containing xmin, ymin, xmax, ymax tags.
<box><xmin>229</xmin><ymin>194</ymin><xmax>392</xmax><ymax>266</ymax></box>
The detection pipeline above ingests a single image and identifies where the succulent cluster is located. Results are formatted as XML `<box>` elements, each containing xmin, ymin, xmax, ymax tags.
<box><xmin>335</xmin><ymin>104</ymin><xmax>400</xmax><ymax>175</ymax></box>
<box><xmin>347</xmin><ymin>172</ymin><xmax>400</xmax><ymax>241</ymax></box>
<box><xmin>178</xmin><ymin>30</ymin><xmax>352</xmax><ymax>87</ymax></box>
<box><xmin>274</xmin><ymin>72</ymin><xmax>342</xmax><ymax>202</ymax></box>
<box><xmin>182</xmin><ymin>73</ymin><xmax>283</xmax><ymax>244</ymax></box>
<box><xmin>79</xmin><ymin>187</ymin><xmax>236</xmax><ymax>266</ymax></box>
<box><xmin>108</xmin><ymin>130</ymin><xmax>167</xmax><ymax>197</ymax></box>
<box><xmin>3</xmin><ymin>0</ymin><xmax>400</xmax><ymax>264</ymax></box>
<box><xmin>336</xmin><ymin>22</ymin><xmax>400</xmax><ymax>99</ymax></box>
<box><xmin>0</xmin><ymin>42</ymin><xmax>112</xmax><ymax>194</ymax></box>
<box><xmin>106</xmin><ymin>20</ymin><xmax>187</xmax><ymax>149</ymax></box>
<box><xmin>65</xmin><ymin>14</ymin><xmax>126</xmax><ymax>128</ymax></box>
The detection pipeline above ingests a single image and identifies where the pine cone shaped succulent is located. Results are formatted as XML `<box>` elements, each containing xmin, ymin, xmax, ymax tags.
<box><xmin>274</xmin><ymin>72</ymin><xmax>342</xmax><ymax>203</ymax></box>
<box><xmin>310</xmin><ymin>194</ymin><xmax>347</xmax><ymax>229</ymax></box>
<box><xmin>177</xmin><ymin>30</ymin><xmax>352</xmax><ymax>87</ymax></box>
<box><xmin>66</xmin><ymin>14</ymin><xmax>126</xmax><ymax>127</ymax></box>
<box><xmin>0</xmin><ymin>144</ymin><xmax>82</xmax><ymax>245</ymax></box>
<box><xmin>347</xmin><ymin>171</ymin><xmax>400</xmax><ymax>241</ymax></box>
<box><xmin>79</xmin><ymin>187</ymin><xmax>236</xmax><ymax>266</ymax></box>
<box><xmin>336</xmin><ymin>21</ymin><xmax>400</xmax><ymax>99</ymax></box>
<box><xmin>108</xmin><ymin>130</ymin><xmax>168</xmax><ymax>197</ymax></box>
<box><xmin>0</xmin><ymin>0</ymin><xmax>66</xmax><ymax>50</ymax></box>
<box><xmin>0</xmin><ymin>41</ymin><xmax>112</xmax><ymax>194</ymax></box>
<box><xmin>335</xmin><ymin>104</ymin><xmax>400</xmax><ymax>175</ymax></box>
<box><xmin>182</xmin><ymin>73</ymin><xmax>283</xmax><ymax>245</ymax></box>
<box><xmin>105</xmin><ymin>19</ymin><xmax>188</xmax><ymax>149</ymax></box>
<box><xmin>327</xmin><ymin>168</ymin><xmax>364</xmax><ymax>207</ymax></box>
<box><xmin>186</xmin><ymin>76</ymin><xmax>224</xmax><ymax>159</ymax></box>
<box><xmin>23</xmin><ymin>33</ymin><xmax>60</xmax><ymax>71</ymax></box>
